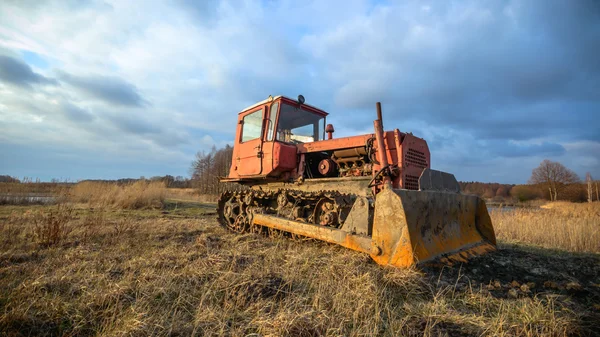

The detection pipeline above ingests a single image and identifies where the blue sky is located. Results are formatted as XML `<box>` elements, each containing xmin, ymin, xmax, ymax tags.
<box><xmin>0</xmin><ymin>0</ymin><xmax>599</xmax><ymax>183</ymax></box>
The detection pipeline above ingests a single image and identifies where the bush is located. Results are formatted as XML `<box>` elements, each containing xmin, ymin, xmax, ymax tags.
<box><xmin>32</xmin><ymin>204</ymin><xmax>74</xmax><ymax>247</ymax></box>
<box><xmin>510</xmin><ymin>185</ymin><xmax>543</xmax><ymax>202</ymax></box>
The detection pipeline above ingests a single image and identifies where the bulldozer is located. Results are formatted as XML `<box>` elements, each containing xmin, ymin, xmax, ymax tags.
<box><xmin>218</xmin><ymin>95</ymin><xmax>496</xmax><ymax>268</ymax></box>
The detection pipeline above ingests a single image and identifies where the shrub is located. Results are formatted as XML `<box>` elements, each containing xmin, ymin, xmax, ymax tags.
<box><xmin>510</xmin><ymin>185</ymin><xmax>543</xmax><ymax>202</ymax></box>
<box><xmin>31</xmin><ymin>204</ymin><xmax>74</xmax><ymax>247</ymax></box>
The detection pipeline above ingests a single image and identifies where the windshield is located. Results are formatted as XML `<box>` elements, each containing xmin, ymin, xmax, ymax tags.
<box><xmin>276</xmin><ymin>103</ymin><xmax>325</xmax><ymax>143</ymax></box>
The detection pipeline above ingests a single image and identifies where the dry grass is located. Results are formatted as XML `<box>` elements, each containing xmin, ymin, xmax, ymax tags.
<box><xmin>0</xmin><ymin>182</ymin><xmax>67</xmax><ymax>195</ymax></box>
<box><xmin>1</xmin><ymin>202</ymin><xmax>598</xmax><ymax>336</ymax></box>
<box><xmin>31</xmin><ymin>204</ymin><xmax>74</xmax><ymax>247</ymax></box>
<box><xmin>0</xmin><ymin>183</ymin><xmax>68</xmax><ymax>205</ymax></box>
<box><xmin>67</xmin><ymin>181</ymin><xmax>166</xmax><ymax>209</ymax></box>
<box><xmin>165</xmin><ymin>188</ymin><xmax>219</xmax><ymax>203</ymax></box>
<box><xmin>491</xmin><ymin>202</ymin><xmax>600</xmax><ymax>253</ymax></box>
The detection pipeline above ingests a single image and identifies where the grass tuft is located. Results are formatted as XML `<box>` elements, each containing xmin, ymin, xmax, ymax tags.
<box><xmin>31</xmin><ymin>204</ymin><xmax>74</xmax><ymax>247</ymax></box>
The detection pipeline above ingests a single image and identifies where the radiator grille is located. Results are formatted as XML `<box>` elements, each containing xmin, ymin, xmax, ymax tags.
<box><xmin>405</xmin><ymin>174</ymin><xmax>420</xmax><ymax>190</ymax></box>
<box><xmin>405</xmin><ymin>148</ymin><xmax>428</xmax><ymax>168</ymax></box>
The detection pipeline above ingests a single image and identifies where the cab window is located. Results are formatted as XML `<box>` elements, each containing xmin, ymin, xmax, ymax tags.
<box><xmin>276</xmin><ymin>103</ymin><xmax>324</xmax><ymax>144</ymax></box>
<box><xmin>241</xmin><ymin>108</ymin><xmax>263</xmax><ymax>142</ymax></box>
<box><xmin>267</xmin><ymin>102</ymin><xmax>279</xmax><ymax>141</ymax></box>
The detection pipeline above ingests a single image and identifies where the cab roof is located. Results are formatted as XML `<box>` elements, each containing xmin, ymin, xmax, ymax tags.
<box><xmin>239</xmin><ymin>95</ymin><xmax>328</xmax><ymax>117</ymax></box>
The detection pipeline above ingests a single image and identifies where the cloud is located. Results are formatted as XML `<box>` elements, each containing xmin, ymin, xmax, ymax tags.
<box><xmin>0</xmin><ymin>54</ymin><xmax>57</xmax><ymax>88</ymax></box>
<box><xmin>0</xmin><ymin>0</ymin><xmax>598</xmax><ymax>182</ymax></box>
<box><xmin>175</xmin><ymin>0</ymin><xmax>220</xmax><ymax>25</ymax></box>
<box><xmin>107</xmin><ymin>114</ymin><xmax>160</xmax><ymax>135</ymax></box>
<box><xmin>489</xmin><ymin>141</ymin><xmax>565</xmax><ymax>158</ymax></box>
<box><xmin>103</xmin><ymin>112</ymin><xmax>189</xmax><ymax>147</ymax></box>
<box><xmin>58</xmin><ymin>71</ymin><xmax>146</xmax><ymax>107</ymax></box>
<box><xmin>301</xmin><ymin>0</ymin><xmax>600</xmax><ymax>144</ymax></box>
<box><xmin>61</xmin><ymin>102</ymin><xmax>95</xmax><ymax>123</ymax></box>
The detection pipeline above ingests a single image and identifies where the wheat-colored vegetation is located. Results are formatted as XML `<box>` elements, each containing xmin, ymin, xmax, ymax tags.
<box><xmin>491</xmin><ymin>202</ymin><xmax>600</xmax><ymax>253</ymax></box>
<box><xmin>0</xmin><ymin>182</ymin><xmax>66</xmax><ymax>195</ymax></box>
<box><xmin>67</xmin><ymin>181</ymin><xmax>166</xmax><ymax>209</ymax></box>
<box><xmin>0</xmin><ymin>182</ymin><xmax>69</xmax><ymax>205</ymax></box>
<box><xmin>0</xmin><ymin>181</ymin><xmax>168</xmax><ymax>208</ymax></box>
<box><xmin>1</xmin><ymin>200</ymin><xmax>598</xmax><ymax>336</ymax></box>
<box><xmin>165</xmin><ymin>188</ymin><xmax>220</xmax><ymax>203</ymax></box>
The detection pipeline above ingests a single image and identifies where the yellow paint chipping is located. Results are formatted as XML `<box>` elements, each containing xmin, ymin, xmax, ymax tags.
<box><xmin>252</xmin><ymin>188</ymin><xmax>496</xmax><ymax>268</ymax></box>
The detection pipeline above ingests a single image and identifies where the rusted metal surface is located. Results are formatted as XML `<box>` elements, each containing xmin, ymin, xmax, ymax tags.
<box><xmin>241</xmin><ymin>186</ymin><xmax>496</xmax><ymax>268</ymax></box>
<box><xmin>398</xmin><ymin>133</ymin><xmax>430</xmax><ymax>190</ymax></box>
<box><xmin>217</xmin><ymin>96</ymin><xmax>497</xmax><ymax>268</ymax></box>
<box><xmin>340</xmin><ymin>196</ymin><xmax>371</xmax><ymax>235</ymax></box>
<box><xmin>376</xmin><ymin>102</ymin><xmax>384</xmax><ymax>126</ymax></box>
<box><xmin>218</xmin><ymin>189</ymin><xmax>357</xmax><ymax>232</ymax></box>
<box><xmin>318</xmin><ymin>159</ymin><xmax>336</xmax><ymax>176</ymax></box>
<box><xmin>252</xmin><ymin>177</ymin><xmax>372</xmax><ymax>197</ymax></box>
<box><xmin>325</xmin><ymin>123</ymin><xmax>335</xmax><ymax>140</ymax></box>
<box><xmin>295</xmin><ymin>134</ymin><xmax>373</xmax><ymax>154</ymax></box>
<box><xmin>222</xmin><ymin>96</ymin><xmax>431</xmax><ymax>192</ymax></box>
<box><xmin>373</xmin><ymin>103</ymin><xmax>391</xmax><ymax>186</ymax></box>
<box><xmin>333</xmin><ymin>147</ymin><xmax>367</xmax><ymax>158</ymax></box>
<box><xmin>218</xmin><ymin>184</ymin><xmax>496</xmax><ymax>268</ymax></box>
<box><xmin>370</xmin><ymin>187</ymin><xmax>496</xmax><ymax>267</ymax></box>
<box><xmin>253</xmin><ymin>213</ymin><xmax>373</xmax><ymax>254</ymax></box>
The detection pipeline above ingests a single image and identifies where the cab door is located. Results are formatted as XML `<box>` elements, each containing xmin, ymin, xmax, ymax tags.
<box><xmin>260</xmin><ymin>101</ymin><xmax>278</xmax><ymax>176</ymax></box>
<box><xmin>261</xmin><ymin>100</ymin><xmax>298</xmax><ymax>176</ymax></box>
<box><xmin>236</xmin><ymin>106</ymin><xmax>265</xmax><ymax>176</ymax></box>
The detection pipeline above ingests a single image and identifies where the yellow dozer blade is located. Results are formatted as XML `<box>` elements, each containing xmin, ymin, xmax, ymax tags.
<box><xmin>369</xmin><ymin>186</ymin><xmax>496</xmax><ymax>267</ymax></box>
<box><xmin>252</xmin><ymin>181</ymin><xmax>496</xmax><ymax>268</ymax></box>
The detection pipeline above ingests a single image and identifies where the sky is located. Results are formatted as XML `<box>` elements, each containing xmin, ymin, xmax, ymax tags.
<box><xmin>0</xmin><ymin>0</ymin><xmax>599</xmax><ymax>184</ymax></box>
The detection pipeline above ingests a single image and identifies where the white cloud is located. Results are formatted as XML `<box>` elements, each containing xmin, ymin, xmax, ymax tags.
<box><xmin>0</xmin><ymin>0</ymin><xmax>598</xmax><ymax>181</ymax></box>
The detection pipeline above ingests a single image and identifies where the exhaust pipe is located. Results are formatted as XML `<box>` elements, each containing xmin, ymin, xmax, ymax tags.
<box><xmin>373</xmin><ymin>102</ymin><xmax>391</xmax><ymax>185</ymax></box>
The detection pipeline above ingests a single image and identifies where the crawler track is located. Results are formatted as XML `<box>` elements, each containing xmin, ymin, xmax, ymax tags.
<box><xmin>216</xmin><ymin>189</ymin><xmax>357</xmax><ymax>235</ymax></box>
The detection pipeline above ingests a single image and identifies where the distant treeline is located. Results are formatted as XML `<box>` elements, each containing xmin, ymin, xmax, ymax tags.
<box><xmin>459</xmin><ymin>182</ymin><xmax>513</xmax><ymax>199</ymax></box>
<box><xmin>0</xmin><ymin>175</ymin><xmax>192</xmax><ymax>189</ymax></box>
<box><xmin>4</xmin><ymin>147</ymin><xmax>597</xmax><ymax>203</ymax></box>
<box><xmin>458</xmin><ymin>181</ymin><xmax>592</xmax><ymax>202</ymax></box>
<box><xmin>0</xmin><ymin>175</ymin><xmax>22</xmax><ymax>183</ymax></box>
<box><xmin>80</xmin><ymin>176</ymin><xmax>192</xmax><ymax>188</ymax></box>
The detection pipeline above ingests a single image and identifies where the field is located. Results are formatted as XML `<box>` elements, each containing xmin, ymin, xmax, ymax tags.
<box><xmin>0</xmin><ymin>183</ymin><xmax>599</xmax><ymax>336</ymax></box>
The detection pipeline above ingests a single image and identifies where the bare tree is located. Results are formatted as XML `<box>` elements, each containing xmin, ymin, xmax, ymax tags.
<box><xmin>191</xmin><ymin>145</ymin><xmax>235</xmax><ymax>194</ymax></box>
<box><xmin>529</xmin><ymin>160</ymin><xmax>579</xmax><ymax>201</ymax></box>
<box><xmin>586</xmin><ymin>173</ymin><xmax>593</xmax><ymax>203</ymax></box>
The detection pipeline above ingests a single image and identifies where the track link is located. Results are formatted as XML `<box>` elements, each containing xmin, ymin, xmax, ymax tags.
<box><xmin>216</xmin><ymin>189</ymin><xmax>357</xmax><ymax>237</ymax></box>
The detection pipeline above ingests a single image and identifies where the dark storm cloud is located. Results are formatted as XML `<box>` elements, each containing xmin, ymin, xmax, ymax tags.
<box><xmin>312</xmin><ymin>0</ymin><xmax>600</xmax><ymax>153</ymax></box>
<box><xmin>0</xmin><ymin>55</ymin><xmax>57</xmax><ymax>88</ymax></box>
<box><xmin>108</xmin><ymin>114</ymin><xmax>161</xmax><ymax>135</ymax></box>
<box><xmin>488</xmin><ymin>141</ymin><xmax>565</xmax><ymax>158</ymax></box>
<box><xmin>2</xmin><ymin>0</ymin><xmax>598</xmax><ymax>183</ymax></box>
<box><xmin>58</xmin><ymin>72</ymin><xmax>146</xmax><ymax>107</ymax></box>
<box><xmin>105</xmin><ymin>114</ymin><xmax>188</xmax><ymax>147</ymax></box>
<box><xmin>61</xmin><ymin>102</ymin><xmax>95</xmax><ymax>123</ymax></box>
